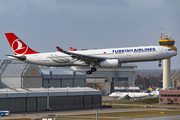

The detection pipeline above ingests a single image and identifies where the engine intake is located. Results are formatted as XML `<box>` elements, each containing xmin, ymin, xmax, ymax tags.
<box><xmin>99</xmin><ymin>59</ymin><xmax>119</xmax><ymax>68</ymax></box>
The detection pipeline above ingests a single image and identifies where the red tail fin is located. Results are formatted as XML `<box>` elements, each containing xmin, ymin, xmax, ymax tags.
<box><xmin>56</xmin><ymin>46</ymin><xmax>64</xmax><ymax>51</ymax></box>
<box><xmin>70</xmin><ymin>47</ymin><xmax>76</xmax><ymax>51</ymax></box>
<box><xmin>5</xmin><ymin>33</ymin><xmax>39</xmax><ymax>55</ymax></box>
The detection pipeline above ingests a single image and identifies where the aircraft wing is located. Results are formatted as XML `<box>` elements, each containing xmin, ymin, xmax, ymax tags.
<box><xmin>56</xmin><ymin>46</ymin><xmax>106</xmax><ymax>62</ymax></box>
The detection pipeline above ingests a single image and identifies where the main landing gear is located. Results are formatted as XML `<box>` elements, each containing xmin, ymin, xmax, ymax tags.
<box><xmin>158</xmin><ymin>60</ymin><xmax>162</xmax><ymax>67</ymax></box>
<box><xmin>86</xmin><ymin>67</ymin><xmax>97</xmax><ymax>75</ymax></box>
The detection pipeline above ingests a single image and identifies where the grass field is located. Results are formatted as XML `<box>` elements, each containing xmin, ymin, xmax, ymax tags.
<box><xmin>5</xmin><ymin>98</ymin><xmax>180</xmax><ymax>120</ymax></box>
<box><xmin>69</xmin><ymin>110</ymin><xmax>180</xmax><ymax>119</ymax></box>
<box><xmin>6</xmin><ymin>110</ymin><xmax>180</xmax><ymax>120</ymax></box>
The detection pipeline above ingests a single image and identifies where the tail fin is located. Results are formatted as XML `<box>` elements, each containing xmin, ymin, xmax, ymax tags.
<box><xmin>145</xmin><ymin>85</ymin><xmax>153</xmax><ymax>93</ymax></box>
<box><xmin>70</xmin><ymin>47</ymin><xmax>76</xmax><ymax>51</ymax></box>
<box><xmin>5</xmin><ymin>33</ymin><xmax>39</xmax><ymax>55</ymax></box>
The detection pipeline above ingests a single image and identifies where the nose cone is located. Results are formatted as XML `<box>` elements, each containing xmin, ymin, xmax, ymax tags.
<box><xmin>109</xmin><ymin>93</ymin><xmax>114</xmax><ymax>97</ymax></box>
<box><xmin>173</xmin><ymin>50</ymin><xmax>177</xmax><ymax>56</ymax></box>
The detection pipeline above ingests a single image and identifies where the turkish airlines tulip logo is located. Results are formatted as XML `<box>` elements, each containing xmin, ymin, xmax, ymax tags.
<box><xmin>12</xmin><ymin>39</ymin><xmax>28</xmax><ymax>55</ymax></box>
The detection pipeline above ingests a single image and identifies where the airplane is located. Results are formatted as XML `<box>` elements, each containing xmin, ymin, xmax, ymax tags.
<box><xmin>109</xmin><ymin>85</ymin><xmax>155</xmax><ymax>100</ymax></box>
<box><xmin>150</xmin><ymin>88</ymin><xmax>159</xmax><ymax>97</ymax></box>
<box><xmin>4</xmin><ymin>33</ymin><xmax>177</xmax><ymax>75</ymax></box>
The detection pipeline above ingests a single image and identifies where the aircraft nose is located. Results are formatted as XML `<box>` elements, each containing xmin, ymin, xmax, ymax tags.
<box><xmin>173</xmin><ymin>50</ymin><xmax>177</xmax><ymax>56</ymax></box>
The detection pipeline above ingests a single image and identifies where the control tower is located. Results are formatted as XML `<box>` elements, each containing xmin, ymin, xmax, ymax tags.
<box><xmin>159</xmin><ymin>29</ymin><xmax>177</xmax><ymax>89</ymax></box>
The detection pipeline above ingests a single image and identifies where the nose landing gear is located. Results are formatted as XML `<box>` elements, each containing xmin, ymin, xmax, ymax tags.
<box><xmin>158</xmin><ymin>60</ymin><xmax>162</xmax><ymax>67</ymax></box>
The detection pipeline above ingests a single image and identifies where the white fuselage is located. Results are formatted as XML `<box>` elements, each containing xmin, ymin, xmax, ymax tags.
<box><xmin>109</xmin><ymin>92</ymin><xmax>152</xmax><ymax>99</ymax></box>
<box><xmin>10</xmin><ymin>46</ymin><xmax>177</xmax><ymax>67</ymax></box>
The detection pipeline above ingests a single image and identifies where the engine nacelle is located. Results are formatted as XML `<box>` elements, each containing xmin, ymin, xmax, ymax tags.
<box><xmin>99</xmin><ymin>59</ymin><xmax>119</xmax><ymax>68</ymax></box>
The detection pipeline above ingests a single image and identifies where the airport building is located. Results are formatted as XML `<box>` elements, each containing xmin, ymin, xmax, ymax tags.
<box><xmin>0</xmin><ymin>60</ymin><xmax>86</xmax><ymax>88</ymax></box>
<box><xmin>71</xmin><ymin>64</ymin><xmax>137</xmax><ymax>87</ymax></box>
<box><xmin>0</xmin><ymin>60</ymin><xmax>136</xmax><ymax>93</ymax></box>
<box><xmin>171</xmin><ymin>70</ymin><xmax>180</xmax><ymax>89</ymax></box>
<box><xmin>159</xmin><ymin>90</ymin><xmax>180</xmax><ymax>104</ymax></box>
<box><xmin>0</xmin><ymin>59</ymin><xmax>137</xmax><ymax>112</ymax></box>
<box><xmin>0</xmin><ymin>60</ymin><xmax>102</xmax><ymax>112</ymax></box>
<box><xmin>114</xmin><ymin>86</ymin><xmax>140</xmax><ymax>92</ymax></box>
<box><xmin>0</xmin><ymin>87</ymin><xmax>102</xmax><ymax>112</ymax></box>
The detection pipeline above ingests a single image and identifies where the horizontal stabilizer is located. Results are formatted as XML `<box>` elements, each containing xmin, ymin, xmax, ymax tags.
<box><xmin>5</xmin><ymin>54</ymin><xmax>26</xmax><ymax>61</ymax></box>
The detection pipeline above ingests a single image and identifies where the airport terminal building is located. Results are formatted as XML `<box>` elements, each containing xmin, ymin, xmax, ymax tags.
<box><xmin>0</xmin><ymin>59</ymin><xmax>137</xmax><ymax>112</ymax></box>
<box><xmin>71</xmin><ymin>64</ymin><xmax>136</xmax><ymax>87</ymax></box>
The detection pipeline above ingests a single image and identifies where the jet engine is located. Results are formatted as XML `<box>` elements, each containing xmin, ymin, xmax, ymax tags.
<box><xmin>99</xmin><ymin>59</ymin><xmax>119</xmax><ymax>68</ymax></box>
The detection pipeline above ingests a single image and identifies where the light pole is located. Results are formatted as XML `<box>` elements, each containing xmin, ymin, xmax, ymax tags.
<box><xmin>67</xmin><ymin>83</ymin><xmax>69</xmax><ymax>96</ymax></box>
<box><xmin>48</xmin><ymin>84</ymin><xmax>50</xmax><ymax>97</ymax></box>
<box><xmin>27</xmin><ymin>84</ymin><xmax>29</xmax><ymax>97</ymax></box>
<box><xmin>94</xmin><ymin>109</ymin><xmax>100</xmax><ymax>120</ymax></box>
<box><xmin>6</xmin><ymin>88</ymin><xmax>7</xmax><ymax>98</ymax></box>
<box><xmin>85</xmin><ymin>83</ymin><xmax>87</xmax><ymax>95</ymax></box>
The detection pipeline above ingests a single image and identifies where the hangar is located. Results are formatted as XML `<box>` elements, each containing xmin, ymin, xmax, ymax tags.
<box><xmin>0</xmin><ymin>60</ymin><xmax>86</xmax><ymax>88</ymax></box>
<box><xmin>0</xmin><ymin>59</ymin><xmax>136</xmax><ymax>90</ymax></box>
<box><xmin>0</xmin><ymin>59</ymin><xmax>101</xmax><ymax>112</ymax></box>
<box><xmin>0</xmin><ymin>59</ymin><xmax>136</xmax><ymax>112</ymax></box>
<box><xmin>0</xmin><ymin>87</ymin><xmax>101</xmax><ymax>112</ymax></box>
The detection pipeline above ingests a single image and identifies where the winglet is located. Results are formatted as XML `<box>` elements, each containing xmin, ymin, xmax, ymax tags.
<box><xmin>56</xmin><ymin>46</ymin><xmax>63</xmax><ymax>51</ymax></box>
<box><xmin>70</xmin><ymin>47</ymin><xmax>76</xmax><ymax>51</ymax></box>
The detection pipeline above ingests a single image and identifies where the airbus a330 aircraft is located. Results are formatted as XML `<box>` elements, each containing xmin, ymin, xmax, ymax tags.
<box><xmin>109</xmin><ymin>85</ymin><xmax>155</xmax><ymax>100</ymax></box>
<box><xmin>5</xmin><ymin>33</ymin><xmax>177</xmax><ymax>75</ymax></box>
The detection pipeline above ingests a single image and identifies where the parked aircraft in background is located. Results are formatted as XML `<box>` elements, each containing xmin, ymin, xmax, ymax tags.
<box><xmin>70</xmin><ymin>47</ymin><xmax>76</xmax><ymax>51</ymax></box>
<box><xmin>109</xmin><ymin>85</ymin><xmax>158</xmax><ymax>100</ymax></box>
<box><xmin>150</xmin><ymin>89</ymin><xmax>159</xmax><ymax>97</ymax></box>
<box><xmin>5</xmin><ymin>33</ymin><xmax>177</xmax><ymax>75</ymax></box>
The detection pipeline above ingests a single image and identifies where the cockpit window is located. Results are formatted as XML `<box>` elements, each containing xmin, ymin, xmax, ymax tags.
<box><xmin>168</xmin><ymin>49</ymin><xmax>173</xmax><ymax>51</ymax></box>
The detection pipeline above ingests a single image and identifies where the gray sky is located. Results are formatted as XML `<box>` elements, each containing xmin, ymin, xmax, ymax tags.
<box><xmin>0</xmin><ymin>0</ymin><xmax>179</xmax><ymax>69</ymax></box>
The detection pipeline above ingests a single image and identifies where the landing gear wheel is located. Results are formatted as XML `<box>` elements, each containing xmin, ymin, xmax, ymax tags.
<box><xmin>86</xmin><ymin>71</ymin><xmax>92</xmax><ymax>75</ymax></box>
<box><xmin>158</xmin><ymin>64</ymin><xmax>162</xmax><ymax>67</ymax></box>
<box><xmin>91</xmin><ymin>67</ymin><xmax>97</xmax><ymax>72</ymax></box>
<box><xmin>158</xmin><ymin>60</ymin><xmax>162</xmax><ymax>67</ymax></box>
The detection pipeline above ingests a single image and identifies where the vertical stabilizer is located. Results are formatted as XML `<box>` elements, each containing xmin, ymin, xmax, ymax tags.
<box><xmin>5</xmin><ymin>33</ymin><xmax>39</xmax><ymax>55</ymax></box>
